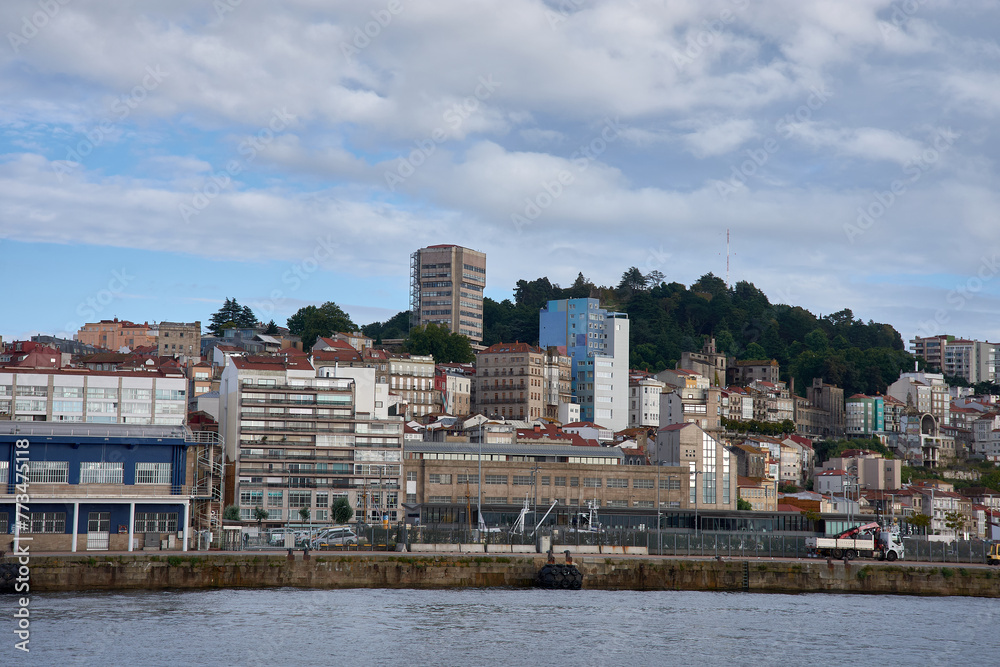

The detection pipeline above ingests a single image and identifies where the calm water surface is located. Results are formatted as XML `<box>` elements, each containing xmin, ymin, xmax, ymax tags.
<box><xmin>7</xmin><ymin>588</ymin><xmax>998</xmax><ymax>666</ymax></box>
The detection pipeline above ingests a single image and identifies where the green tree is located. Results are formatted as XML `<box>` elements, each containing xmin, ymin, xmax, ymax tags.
<box><xmin>944</xmin><ymin>511</ymin><xmax>968</xmax><ymax>537</ymax></box>
<box><xmin>287</xmin><ymin>301</ymin><xmax>357</xmax><ymax>351</ymax></box>
<box><xmin>263</xmin><ymin>320</ymin><xmax>279</xmax><ymax>335</ymax></box>
<box><xmin>223</xmin><ymin>504</ymin><xmax>241</xmax><ymax>521</ymax></box>
<box><xmin>332</xmin><ymin>497</ymin><xmax>354</xmax><ymax>524</ymax></box>
<box><xmin>299</xmin><ymin>507</ymin><xmax>311</xmax><ymax>522</ymax></box>
<box><xmin>208</xmin><ymin>298</ymin><xmax>258</xmax><ymax>336</ymax></box>
<box><xmin>742</xmin><ymin>342</ymin><xmax>768</xmax><ymax>360</ymax></box>
<box><xmin>907</xmin><ymin>513</ymin><xmax>931</xmax><ymax>534</ymax></box>
<box><xmin>362</xmin><ymin>310</ymin><xmax>411</xmax><ymax>343</ymax></box>
<box><xmin>405</xmin><ymin>323</ymin><xmax>474</xmax><ymax>363</ymax></box>
<box><xmin>737</xmin><ymin>498</ymin><xmax>753</xmax><ymax>511</ymax></box>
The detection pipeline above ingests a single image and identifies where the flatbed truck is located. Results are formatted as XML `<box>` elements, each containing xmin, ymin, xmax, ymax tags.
<box><xmin>805</xmin><ymin>522</ymin><xmax>904</xmax><ymax>561</ymax></box>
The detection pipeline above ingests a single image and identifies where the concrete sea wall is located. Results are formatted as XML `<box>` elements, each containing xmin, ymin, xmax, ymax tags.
<box><xmin>17</xmin><ymin>554</ymin><xmax>1000</xmax><ymax>597</ymax></box>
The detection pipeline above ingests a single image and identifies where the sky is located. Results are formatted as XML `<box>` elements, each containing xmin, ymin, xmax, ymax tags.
<box><xmin>1</xmin><ymin>0</ymin><xmax>999</xmax><ymax>347</ymax></box>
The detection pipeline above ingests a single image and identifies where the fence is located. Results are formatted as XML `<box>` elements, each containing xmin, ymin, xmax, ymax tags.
<box><xmin>231</xmin><ymin>524</ymin><xmax>993</xmax><ymax>564</ymax></box>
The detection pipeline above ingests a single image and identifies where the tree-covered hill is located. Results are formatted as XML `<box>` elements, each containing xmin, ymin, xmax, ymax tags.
<box><xmin>477</xmin><ymin>269</ymin><xmax>913</xmax><ymax>398</ymax></box>
<box><xmin>361</xmin><ymin>268</ymin><xmax>915</xmax><ymax>398</ymax></box>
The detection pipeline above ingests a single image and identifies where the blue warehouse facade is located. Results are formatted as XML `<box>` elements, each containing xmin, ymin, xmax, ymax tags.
<box><xmin>1</xmin><ymin>423</ymin><xmax>203</xmax><ymax>552</ymax></box>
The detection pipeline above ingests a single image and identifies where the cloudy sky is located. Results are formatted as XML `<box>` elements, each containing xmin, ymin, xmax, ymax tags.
<box><xmin>1</xmin><ymin>0</ymin><xmax>998</xmax><ymax>346</ymax></box>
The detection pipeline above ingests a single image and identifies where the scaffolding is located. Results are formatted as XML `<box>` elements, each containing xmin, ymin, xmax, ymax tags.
<box><xmin>409</xmin><ymin>249</ymin><xmax>420</xmax><ymax>332</ymax></box>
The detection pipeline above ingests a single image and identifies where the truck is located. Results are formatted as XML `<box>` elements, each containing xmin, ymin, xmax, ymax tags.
<box><xmin>805</xmin><ymin>522</ymin><xmax>905</xmax><ymax>561</ymax></box>
<box><xmin>989</xmin><ymin>543</ymin><xmax>1000</xmax><ymax>566</ymax></box>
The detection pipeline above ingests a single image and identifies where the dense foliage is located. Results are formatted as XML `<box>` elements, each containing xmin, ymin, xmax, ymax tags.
<box><xmin>814</xmin><ymin>437</ymin><xmax>894</xmax><ymax>464</ymax></box>
<box><xmin>287</xmin><ymin>301</ymin><xmax>357</xmax><ymax>351</ymax></box>
<box><xmin>405</xmin><ymin>323</ymin><xmax>475</xmax><ymax>363</ymax></box>
<box><xmin>721</xmin><ymin>417</ymin><xmax>796</xmax><ymax>437</ymax></box>
<box><xmin>361</xmin><ymin>310</ymin><xmax>411</xmax><ymax>342</ymax></box>
<box><xmin>208</xmin><ymin>297</ymin><xmax>259</xmax><ymax>336</ymax></box>
<box><xmin>480</xmin><ymin>268</ymin><xmax>913</xmax><ymax>398</ymax></box>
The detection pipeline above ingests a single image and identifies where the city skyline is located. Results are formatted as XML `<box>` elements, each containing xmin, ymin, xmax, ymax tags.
<box><xmin>1</xmin><ymin>2</ymin><xmax>999</xmax><ymax>345</ymax></box>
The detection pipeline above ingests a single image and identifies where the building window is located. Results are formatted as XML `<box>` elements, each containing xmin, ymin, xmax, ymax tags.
<box><xmin>659</xmin><ymin>478</ymin><xmax>681</xmax><ymax>490</ymax></box>
<box><xmin>315</xmin><ymin>492</ymin><xmax>329</xmax><ymax>507</ymax></box>
<box><xmin>28</xmin><ymin>512</ymin><xmax>66</xmax><ymax>533</ymax></box>
<box><xmin>288</xmin><ymin>491</ymin><xmax>311</xmax><ymax>508</ymax></box>
<box><xmin>80</xmin><ymin>462</ymin><xmax>124</xmax><ymax>484</ymax></box>
<box><xmin>27</xmin><ymin>461</ymin><xmax>69</xmax><ymax>484</ymax></box>
<box><xmin>88</xmin><ymin>512</ymin><xmax>110</xmax><ymax>532</ymax></box>
<box><xmin>485</xmin><ymin>475</ymin><xmax>507</xmax><ymax>485</ymax></box>
<box><xmin>606</xmin><ymin>478</ymin><xmax>628</xmax><ymax>488</ymax></box>
<box><xmin>554</xmin><ymin>476</ymin><xmax>567</xmax><ymax>487</ymax></box>
<box><xmin>570</xmin><ymin>477</ymin><xmax>579</xmax><ymax>487</ymax></box>
<box><xmin>429</xmin><ymin>474</ymin><xmax>453</xmax><ymax>484</ymax></box>
<box><xmin>428</xmin><ymin>496</ymin><xmax>452</xmax><ymax>504</ymax></box>
<box><xmin>134</xmin><ymin>512</ymin><xmax>178</xmax><ymax>533</ymax></box>
<box><xmin>406</xmin><ymin>493</ymin><xmax>417</xmax><ymax>503</ymax></box>
<box><xmin>135</xmin><ymin>463</ymin><xmax>172</xmax><ymax>484</ymax></box>
<box><xmin>240</xmin><ymin>490</ymin><xmax>263</xmax><ymax>506</ymax></box>
<box><xmin>632</xmin><ymin>479</ymin><xmax>654</xmax><ymax>489</ymax></box>
<box><xmin>267</xmin><ymin>491</ymin><xmax>283</xmax><ymax>507</ymax></box>
<box><xmin>583</xmin><ymin>478</ymin><xmax>602</xmax><ymax>488</ymax></box>
<box><xmin>484</xmin><ymin>497</ymin><xmax>507</xmax><ymax>504</ymax></box>
<box><xmin>512</xmin><ymin>475</ymin><xmax>533</xmax><ymax>486</ymax></box>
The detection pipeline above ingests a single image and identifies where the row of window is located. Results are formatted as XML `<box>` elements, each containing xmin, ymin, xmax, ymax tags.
<box><xmin>8</xmin><ymin>512</ymin><xmax>178</xmax><ymax>534</ymax></box>
<box><xmin>17</xmin><ymin>461</ymin><xmax>171</xmax><ymax>485</ymax></box>
<box><xmin>419</xmin><ymin>471</ymin><xmax>679</xmax><ymax>489</ymax></box>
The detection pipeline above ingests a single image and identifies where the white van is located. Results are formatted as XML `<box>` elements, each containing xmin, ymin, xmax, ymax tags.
<box><xmin>311</xmin><ymin>526</ymin><xmax>359</xmax><ymax>549</ymax></box>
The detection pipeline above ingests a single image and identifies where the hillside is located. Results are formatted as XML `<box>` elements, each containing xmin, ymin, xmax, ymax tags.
<box><xmin>365</xmin><ymin>269</ymin><xmax>916</xmax><ymax>398</ymax></box>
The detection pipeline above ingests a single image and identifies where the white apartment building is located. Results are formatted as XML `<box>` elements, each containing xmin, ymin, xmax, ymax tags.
<box><xmin>628</xmin><ymin>376</ymin><xmax>664</xmax><ymax>428</ymax></box>
<box><xmin>887</xmin><ymin>371</ymin><xmax>951</xmax><ymax>426</ymax></box>
<box><xmin>0</xmin><ymin>369</ymin><xmax>187</xmax><ymax>425</ymax></box>
<box><xmin>219</xmin><ymin>356</ymin><xmax>404</xmax><ymax>524</ymax></box>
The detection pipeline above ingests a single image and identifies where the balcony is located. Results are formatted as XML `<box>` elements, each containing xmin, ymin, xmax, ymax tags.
<box><xmin>1</xmin><ymin>483</ymin><xmax>199</xmax><ymax>500</ymax></box>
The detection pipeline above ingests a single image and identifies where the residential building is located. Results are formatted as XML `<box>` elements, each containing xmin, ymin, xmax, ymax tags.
<box><xmin>0</xmin><ymin>369</ymin><xmax>187</xmax><ymax>424</ymax></box>
<box><xmin>1</xmin><ymin>422</ymin><xmax>222</xmax><ymax>552</ymax></box>
<box><xmin>909</xmin><ymin>335</ymin><xmax>950</xmax><ymax>370</ymax></box>
<box><xmin>943</xmin><ymin>339</ymin><xmax>996</xmax><ymax>384</ymax></box>
<box><xmin>474</xmin><ymin>343</ymin><xmax>571</xmax><ymax>421</ymax></box>
<box><xmin>747</xmin><ymin>380</ymin><xmax>794</xmax><ymax>423</ymax></box>
<box><xmin>561</xmin><ymin>421</ymin><xmax>614</xmax><ymax>445</ymax></box>
<box><xmin>410</xmin><ymin>244</ymin><xmax>486</xmax><ymax>342</ymax></box>
<box><xmin>539</xmin><ymin>298</ymin><xmax>629</xmax><ymax>431</ymax></box>
<box><xmin>720</xmin><ymin>387</ymin><xmax>754</xmax><ymax>422</ymax></box>
<box><xmin>363</xmin><ymin>350</ymin><xmax>437</xmax><ymax>419</ymax></box>
<box><xmin>0</xmin><ymin>341</ymin><xmax>64</xmax><ymax>369</ymax></box>
<box><xmin>660</xmin><ymin>384</ymin><xmax>721</xmax><ymax>431</ymax></box>
<box><xmin>157</xmin><ymin>321</ymin><xmax>202</xmax><ymax>360</ymax></box>
<box><xmin>435</xmin><ymin>364</ymin><xmax>472</xmax><ymax>415</ymax></box>
<box><xmin>887</xmin><ymin>371</ymin><xmax>951</xmax><ymax>426</ymax></box>
<box><xmin>30</xmin><ymin>335</ymin><xmax>104</xmax><ymax>357</ymax></box>
<box><xmin>845</xmin><ymin>394</ymin><xmax>885</xmax><ymax>437</ymax></box>
<box><xmin>653</xmin><ymin>422</ymin><xmax>736</xmax><ymax>511</ymax></box>
<box><xmin>76</xmin><ymin>319</ymin><xmax>156</xmax><ymax>351</ymax></box>
<box><xmin>218</xmin><ymin>356</ymin><xmax>405</xmax><ymax>525</ymax></box>
<box><xmin>738</xmin><ymin>476</ymin><xmax>778</xmax><ymax>511</ymax></box>
<box><xmin>628</xmin><ymin>374</ymin><xmax>664</xmax><ymax>428</ymax></box>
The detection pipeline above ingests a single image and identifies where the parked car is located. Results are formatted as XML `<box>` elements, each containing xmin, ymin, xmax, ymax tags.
<box><xmin>311</xmin><ymin>527</ymin><xmax>359</xmax><ymax>549</ymax></box>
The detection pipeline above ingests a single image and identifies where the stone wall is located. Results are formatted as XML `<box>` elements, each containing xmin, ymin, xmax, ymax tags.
<box><xmin>17</xmin><ymin>554</ymin><xmax>1000</xmax><ymax>598</ymax></box>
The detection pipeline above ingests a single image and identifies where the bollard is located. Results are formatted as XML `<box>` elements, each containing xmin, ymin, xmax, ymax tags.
<box><xmin>303</xmin><ymin>546</ymin><xmax>310</xmax><ymax>561</ymax></box>
<box><xmin>564</xmin><ymin>549</ymin><xmax>573</xmax><ymax>565</ymax></box>
<box><xmin>287</xmin><ymin>548</ymin><xmax>295</xmax><ymax>562</ymax></box>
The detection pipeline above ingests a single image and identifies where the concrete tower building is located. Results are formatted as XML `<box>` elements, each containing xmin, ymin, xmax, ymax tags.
<box><xmin>410</xmin><ymin>245</ymin><xmax>486</xmax><ymax>342</ymax></box>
